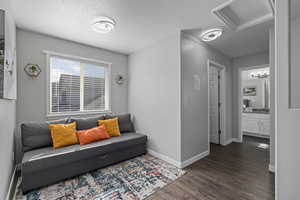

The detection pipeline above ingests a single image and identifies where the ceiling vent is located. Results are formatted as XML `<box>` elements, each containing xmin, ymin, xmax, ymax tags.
<box><xmin>212</xmin><ymin>0</ymin><xmax>274</xmax><ymax>31</ymax></box>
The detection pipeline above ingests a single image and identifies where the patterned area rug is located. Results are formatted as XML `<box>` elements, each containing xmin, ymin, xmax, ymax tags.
<box><xmin>15</xmin><ymin>155</ymin><xmax>185</xmax><ymax>200</ymax></box>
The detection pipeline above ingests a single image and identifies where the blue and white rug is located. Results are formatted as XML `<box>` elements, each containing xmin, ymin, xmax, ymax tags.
<box><xmin>15</xmin><ymin>155</ymin><xmax>185</xmax><ymax>200</ymax></box>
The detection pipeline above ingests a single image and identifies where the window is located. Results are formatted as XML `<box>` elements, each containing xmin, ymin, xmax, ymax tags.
<box><xmin>47</xmin><ymin>52</ymin><xmax>111</xmax><ymax>116</ymax></box>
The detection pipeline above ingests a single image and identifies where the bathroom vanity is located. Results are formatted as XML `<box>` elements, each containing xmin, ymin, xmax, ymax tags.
<box><xmin>242</xmin><ymin>111</ymin><xmax>270</xmax><ymax>137</ymax></box>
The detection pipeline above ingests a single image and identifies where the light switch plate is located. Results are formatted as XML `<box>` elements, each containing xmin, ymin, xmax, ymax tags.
<box><xmin>194</xmin><ymin>74</ymin><xmax>201</xmax><ymax>91</ymax></box>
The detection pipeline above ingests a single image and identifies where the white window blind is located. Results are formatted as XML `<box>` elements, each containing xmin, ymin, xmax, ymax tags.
<box><xmin>49</xmin><ymin>55</ymin><xmax>110</xmax><ymax>115</ymax></box>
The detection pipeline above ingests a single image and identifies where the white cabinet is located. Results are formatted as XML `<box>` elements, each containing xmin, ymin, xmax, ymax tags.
<box><xmin>242</xmin><ymin>113</ymin><xmax>270</xmax><ymax>136</ymax></box>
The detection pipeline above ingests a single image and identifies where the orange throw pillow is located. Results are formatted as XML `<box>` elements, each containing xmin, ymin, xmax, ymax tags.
<box><xmin>49</xmin><ymin>122</ymin><xmax>78</xmax><ymax>149</ymax></box>
<box><xmin>77</xmin><ymin>125</ymin><xmax>110</xmax><ymax>145</ymax></box>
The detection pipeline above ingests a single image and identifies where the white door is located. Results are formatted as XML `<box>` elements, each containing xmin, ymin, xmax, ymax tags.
<box><xmin>277</xmin><ymin>0</ymin><xmax>300</xmax><ymax>198</ymax></box>
<box><xmin>209</xmin><ymin>65</ymin><xmax>220</xmax><ymax>144</ymax></box>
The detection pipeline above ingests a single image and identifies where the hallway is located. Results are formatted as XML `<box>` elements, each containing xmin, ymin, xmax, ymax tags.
<box><xmin>148</xmin><ymin>136</ymin><xmax>275</xmax><ymax>200</ymax></box>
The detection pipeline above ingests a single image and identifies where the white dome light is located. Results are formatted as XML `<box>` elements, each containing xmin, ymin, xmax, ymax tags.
<box><xmin>92</xmin><ymin>16</ymin><xmax>116</xmax><ymax>34</ymax></box>
<box><xmin>200</xmin><ymin>28</ymin><xmax>223</xmax><ymax>42</ymax></box>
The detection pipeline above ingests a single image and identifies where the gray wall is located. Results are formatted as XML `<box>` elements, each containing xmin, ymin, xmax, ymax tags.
<box><xmin>16</xmin><ymin>29</ymin><xmax>129</xmax><ymax>163</ymax></box>
<box><xmin>0</xmin><ymin>1</ymin><xmax>16</xmax><ymax>199</ymax></box>
<box><xmin>181</xmin><ymin>34</ymin><xmax>233</xmax><ymax>162</ymax></box>
<box><xmin>232</xmin><ymin>52</ymin><xmax>269</xmax><ymax>139</ymax></box>
<box><xmin>128</xmin><ymin>33</ymin><xmax>182</xmax><ymax>162</ymax></box>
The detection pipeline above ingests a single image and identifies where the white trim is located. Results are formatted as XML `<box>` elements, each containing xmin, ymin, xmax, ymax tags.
<box><xmin>223</xmin><ymin>138</ymin><xmax>234</xmax><ymax>146</ymax></box>
<box><xmin>147</xmin><ymin>149</ymin><xmax>181</xmax><ymax>168</ymax></box>
<box><xmin>180</xmin><ymin>151</ymin><xmax>210</xmax><ymax>168</ymax></box>
<box><xmin>43</xmin><ymin>50</ymin><xmax>112</xmax><ymax>66</ymax></box>
<box><xmin>79</xmin><ymin>63</ymin><xmax>84</xmax><ymax>111</ymax></box>
<box><xmin>44</xmin><ymin>50</ymin><xmax>112</xmax><ymax>117</ymax></box>
<box><xmin>46</xmin><ymin>52</ymin><xmax>51</xmax><ymax>117</ymax></box>
<box><xmin>237</xmin><ymin>64</ymin><xmax>270</xmax><ymax>144</ymax></box>
<box><xmin>207</xmin><ymin>59</ymin><xmax>227</xmax><ymax>146</ymax></box>
<box><xmin>46</xmin><ymin>110</ymin><xmax>112</xmax><ymax>119</ymax></box>
<box><xmin>5</xmin><ymin>167</ymin><xmax>16</xmax><ymax>200</ymax></box>
<box><xmin>211</xmin><ymin>0</ymin><xmax>237</xmax><ymax>30</ymax></box>
<box><xmin>269</xmin><ymin>0</ymin><xmax>275</xmax><ymax>15</ymax></box>
<box><xmin>105</xmin><ymin>62</ymin><xmax>112</xmax><ymax>111</ymax></box>
<box><xmin>269</xmin><ymin>164</ymin><xmax>275</xmax><ymax>173</ymax></box>
<box><xmin>232</xmin><ymin>138</ymin><xmax>243</xmax><ymax>143</ymax></box>
<box><xmin>207</xmin><ymin>61</ymin><xmax>210</xmax><ymax>152</ymax></box>
<box><xmin>274</xmin><ymin>1</ymin><xmax>279</xmax><ymax>199</ymax></box>
<box><xmin>224</xmin><ymin>138</ymin><xmax>243</xmax><ymax>144</ymax></box>
<box><xmin>148</xmin><ymin>149</ymin><xmax>209</xmax><ymax>169</ymax></box>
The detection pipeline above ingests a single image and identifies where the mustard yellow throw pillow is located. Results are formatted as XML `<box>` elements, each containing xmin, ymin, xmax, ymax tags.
<box><xmin>49</xmin><ymin>122</ymin><xmax>78</xmax><ymax>149</ymax></box>
<box><xmin>99</xmin><ymin>118</ymin><xmax>121</xmax><ymax>137</ymax></box>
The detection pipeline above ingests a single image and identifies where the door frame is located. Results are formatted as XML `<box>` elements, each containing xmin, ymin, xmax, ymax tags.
<box><xmin>207</xmin><ymin>59</ymin><xmax>226</xmax><ymax>146</ymax></box>
<box><xmin>238</xmin><ymin>64</ymin><xmax>269</xmax><ymax>142</ymax></box>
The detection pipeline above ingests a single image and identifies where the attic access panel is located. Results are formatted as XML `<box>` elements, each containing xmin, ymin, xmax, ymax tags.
<box><xmin>212</xmin><ymin>0</ymin><xmax>274</xmax><ymax>31</ymax></box>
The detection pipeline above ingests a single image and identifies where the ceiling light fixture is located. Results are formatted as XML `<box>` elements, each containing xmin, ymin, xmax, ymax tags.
<box><xmin>91</xmin><ymin>16</ymin><xmax>116</xmax><ymax>34</ymax></box>
<box><xmin>200</xmin><ymin>28</ymin><xmax>223</xmax><ymax>42</ymax></box>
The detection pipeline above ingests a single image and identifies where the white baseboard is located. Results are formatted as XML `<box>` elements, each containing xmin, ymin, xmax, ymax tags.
<box><xmin>269</xmin><ymin>164</ymin><xmax>275</xmax><ymax>173</ymax></box>
<box><xmin>223</xmin><ymin>138</ymin><xmax>242</xmax><ymax>145</ymax></box>
<box><xmin>180</xmin><ymin>151</ymin><xmax>209</xmax><ymax>168</ymax></box>
<box><xmin>232</xmin><ymin>138</ymin><xmax>243</xmax><ymax>143</ymax></box>
<box><xmin>148</xmin><ymin>149</ymin><xmax>209</xmax><ymax>169</ymax></box>
<box><xmin>147</xmin><ymin>149</ymin><xmax>181</xmax><ymax>168</ymax></box>
<box><xmin>223</xmin><ymin>139</ymin><xmax>234</xmax><ymax>146</ymax></box>
<box><xmin>5</xmin><ymin>167</ymin><xmax>17</xmax><ymax>200</ymax></box>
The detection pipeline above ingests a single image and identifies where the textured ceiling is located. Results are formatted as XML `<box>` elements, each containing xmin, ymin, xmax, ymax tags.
<box><xmin>212</xmin><ymin>21</ymin><xmax>272</xmax><ymax>58</ymax></box>
<box><xmin>11</xmin><ymin>0</ymin><xmax>227</xmax><ymax>54</ymax></box>
<box><xmin>186</xmin><ymin>20</ymin><xmax>272</xmax><ymax>58</ymax></box>
<box><xmin>11</xmin><ymin>0</ymin><xmax>273</xmax><ymax>57</ymax></box>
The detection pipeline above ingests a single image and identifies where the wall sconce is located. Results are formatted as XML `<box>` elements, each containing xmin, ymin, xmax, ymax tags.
<box><xmin>115</xmin><ymin>74</ymin><xmax>126</xmax><ymax>85</ymax></box>
<box><xmin>24</xmin><ymin>64</ymin><xmax>41</xmax><ymax>77</ymax></box>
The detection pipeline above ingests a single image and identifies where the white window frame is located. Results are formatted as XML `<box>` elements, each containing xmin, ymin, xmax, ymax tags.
<box><xmin>44</xmin><ymin>50</ymin><xmax>112</xmax><ymax>117</ymax></box>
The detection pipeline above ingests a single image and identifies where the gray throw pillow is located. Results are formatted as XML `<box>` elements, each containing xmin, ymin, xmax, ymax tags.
<box><xmin>105</xmin><ymin>113</ymin><xmax>135</xmax><ymax>133</ymax></box>
<box><xmin>21</xmin><ymin>118</ymin><xmax>68</xmax><ymax>152</ymax></box>
<box><xmin>70</xmin><ymin>115</ymin><xmax>105</xmax><ymax>130</ymax></box>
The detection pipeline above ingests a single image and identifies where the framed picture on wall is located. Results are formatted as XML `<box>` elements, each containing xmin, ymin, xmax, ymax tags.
<box><xmin>0</xmin><ymin>9</ymin><xmax>17</xmax><ymax>100</ymax></box>
<box><xmin>243</xmin><ymin>86</ymin><xmax>257</xmax><ymax>96</ymax></box>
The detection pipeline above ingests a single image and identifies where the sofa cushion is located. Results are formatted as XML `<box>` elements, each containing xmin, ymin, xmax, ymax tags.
<box><xmin>21</xmin><ymin>118</ymin><xmax>69</xmax><ymax>152</ymax></box>
<box><xmin>70</xmin><ymin>115</ymin><xmax>105</xmax><ymax>130</ymax></box>
<box><xmin>105</xmin><ymin>113</ymin><xmax>135</xmax><ymax>133</ymax></box>
<box><xmin>22</xmin><ymin>132</ymin><xmax>147</xmax><ymax>173</ymax></box>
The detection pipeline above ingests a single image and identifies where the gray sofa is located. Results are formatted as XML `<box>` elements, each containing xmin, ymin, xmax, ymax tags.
<box><xmin>20</xmin><ymin>114</ymin><xmax>147</xmax><ymax>193</ymax></box>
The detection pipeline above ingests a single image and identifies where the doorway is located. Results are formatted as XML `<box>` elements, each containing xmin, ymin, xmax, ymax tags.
<box><xmin>208</xmin><ymin>60</ymin><xmax>226</xmax><ymax>145</ymax></box>
<box><xmin>238</xmin><ymin>65</ymin><xmax>271</xmax><ymax>142</ymax></box>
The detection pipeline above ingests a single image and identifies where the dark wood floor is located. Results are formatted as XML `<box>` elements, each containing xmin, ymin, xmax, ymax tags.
<box><xmin>148</xmin><ymin>136</ymin><xmax>275</xmax><ymax>200</ymax></box>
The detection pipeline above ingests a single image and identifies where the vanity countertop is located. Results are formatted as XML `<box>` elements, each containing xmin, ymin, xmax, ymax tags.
<box><xmin>243</xmin><ymin>108</ymin><xmax>270</xmax><ymax>114</ymax></box>
<box><xmin>242</xmin><ymin>111</ymin><xmax>270</xmax><ymax>114</ymax></box>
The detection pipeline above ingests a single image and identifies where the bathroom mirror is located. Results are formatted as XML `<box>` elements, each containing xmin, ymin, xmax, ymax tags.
<box><xmin>0</xmin><ymin>10</ymin><xmax>4</xmax><ymax>98</ymax></box>
<box><xmin>241</xmin><ymin>67</ymin><xmax>270</xmax><ymax>112</ymax></box>
<box><xmin>289</xmin><ymin>0</ymin><xmax>300</xmax><ymax>108</ymax></box>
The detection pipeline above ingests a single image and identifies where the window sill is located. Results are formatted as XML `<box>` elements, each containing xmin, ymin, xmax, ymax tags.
<box><xmin>46</xmin><ymin>110</ymin><xmax>112</xmax><ymax>120</ymax></box>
